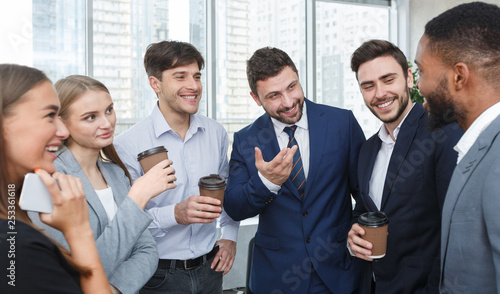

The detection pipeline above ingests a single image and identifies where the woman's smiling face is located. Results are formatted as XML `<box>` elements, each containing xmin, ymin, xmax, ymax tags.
<box><xmin>3</xmin><ymin>81</ymin><xmax>69</xmax><ymax>182</ymax></box>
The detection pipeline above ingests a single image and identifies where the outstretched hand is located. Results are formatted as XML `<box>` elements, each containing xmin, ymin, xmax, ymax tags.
<box><xmin>254</xmin><ymin>146</ymin><xmax>297</xmax><ymax>186</ymax></box>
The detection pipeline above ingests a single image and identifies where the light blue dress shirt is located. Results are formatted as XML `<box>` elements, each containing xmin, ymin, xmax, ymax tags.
<box><xmin>114</xmin><ymin>104</ymin><xmax>239</xmax><ymax>260</ymax></box>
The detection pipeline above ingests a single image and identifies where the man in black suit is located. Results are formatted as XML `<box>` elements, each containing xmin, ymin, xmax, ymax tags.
<box><xmin>347</xmin><ymin>39</ymin><xmax>463</xmax><ymax>293</ymax></box>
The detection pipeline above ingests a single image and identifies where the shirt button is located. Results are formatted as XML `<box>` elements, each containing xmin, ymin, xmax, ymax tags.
<box><xmin>303</xmin><ymin>211</ymin><xmax>308</xmax><ymax>216</ymax></box>
<box><xmin>306</xmin><ymin>237</ymin><xmax>311</xmax><ymax>243</ymax></box>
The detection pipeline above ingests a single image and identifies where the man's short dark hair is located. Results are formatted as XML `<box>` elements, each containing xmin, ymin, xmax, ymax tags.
<box><xmin>246</xmin><ymin>47</ymin><xmax>298</xmax><ymax>96</ymax></box>
<box><xmin>144</xmin><ymin>41</ymin><xmax>205</xmax><ymax>80</ymax></box>
<box><xmin>350</xmin><ymin>39</ymin><xmax>408</xmax><ymax>79</ymax></box>
<box><xmin>424</xmin><ymin>1</ymin><xmax>500</xmax><ymax>83</ymax></box>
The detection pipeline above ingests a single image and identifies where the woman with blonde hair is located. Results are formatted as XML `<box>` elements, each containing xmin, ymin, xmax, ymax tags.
<box><xmin>30</xmin><ymin>75</ymin><xmax>176</xmax><ymax>294</ymax></box>
<box><xmin>0</xmin><ymin>64</ymin><xmax>111</xmax><ymax>293</ymax></box>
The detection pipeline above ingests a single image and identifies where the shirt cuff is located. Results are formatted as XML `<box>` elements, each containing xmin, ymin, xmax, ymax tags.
<box><xmin>163</xmin><ymin>204</ymin><xmax>178</xmax><ymax>225</ymax></box>
<box><xmin>346</xmin><ymin>240</ymin><xmax>355</xmax><ymax>257</ymax></box>
<box><xmin>258</xmin><ymin>171</ymin><xmax>281</xmax><ymax>194</ymax></box>
<box><xmin>147</xmin><ymin>204</ymin><xmax>177</xmax><ymax>239</ymax></box>
<box><xmin>220</xmin><ymin>222</ymin><xmax>239</xmax><ymax>242</ymax></box>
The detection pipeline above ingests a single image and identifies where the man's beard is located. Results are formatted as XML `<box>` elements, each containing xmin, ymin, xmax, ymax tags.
<box><xmin>425</xmin><ymin>77</ymin><xmax>463</xmax><ymax>131</ymax></box>
<box><xmin>369</xmin><ymin>88</ymin><xmax>411</xmax><ymax>125</ymax></box>
<box><xmin>274</xmin><ymin>99</ymin><xmax>304</xmax><ymax>124</ymax></box>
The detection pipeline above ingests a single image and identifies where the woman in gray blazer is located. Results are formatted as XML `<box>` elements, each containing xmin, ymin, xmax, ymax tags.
<box><xmin>31</xmin><ymin>75</ymin><xmax>176</xmax><ymax>294</ymax></box>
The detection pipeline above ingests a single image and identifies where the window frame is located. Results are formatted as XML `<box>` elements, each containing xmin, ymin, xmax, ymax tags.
<box><xmin>78</xmin><ymin>0</ymin><xmax>402</xmax><ymax>122</ymax></box>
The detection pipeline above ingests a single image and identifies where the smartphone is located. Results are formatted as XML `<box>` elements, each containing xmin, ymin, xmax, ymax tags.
<box><xmin>19</xmin><ymin>173</ymin><xmax>54</xmax><ymax>213</ymax></box>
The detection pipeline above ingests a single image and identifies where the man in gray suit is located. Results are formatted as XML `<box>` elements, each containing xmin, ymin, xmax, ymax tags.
<box><xmin>415</xmin><ymin>2</ymin><xmax>500</xmax><ymax>293</ymax></box>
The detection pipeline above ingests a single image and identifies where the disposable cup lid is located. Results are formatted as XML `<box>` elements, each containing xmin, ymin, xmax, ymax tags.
<box><xmin>137</xmin><ymin>146</ymin><xmax>167</xmax><ymax>161</ymax></box>
<box><xmin>358</xmin><ymin>211</ymin><xmax>389</xmax><ymax>227</ymax></box>
<box><xmin>198</xmin><ymin>174</ymin><xmax>226</xmax><ymax>190</ymax></box>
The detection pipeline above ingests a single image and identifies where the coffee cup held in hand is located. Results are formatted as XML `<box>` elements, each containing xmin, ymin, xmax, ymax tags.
<box><xmin>198</xmin><ymin>174</ymin><xmax>226</xmax><ymax>207</ymax></box>
<box><xmin>137</xmin><ymin>146</ymin><xmax>168</xmax><ymax>174</ymax></box>
<box><xmin>358</xmin><ymin>211</ymin><xmax>389</xmax><ymax>259</ymax></box>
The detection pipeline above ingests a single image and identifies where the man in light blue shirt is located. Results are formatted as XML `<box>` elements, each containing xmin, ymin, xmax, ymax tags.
<box><xmin>115</xmin><ymin>40</ymin><xmax>239</xmax><ymax>294</ymax></box>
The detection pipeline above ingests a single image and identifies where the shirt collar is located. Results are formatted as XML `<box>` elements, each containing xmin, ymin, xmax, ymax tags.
<box><xmin>151</xmin><ymin>102</ymin><xmax>205</xmax><ymax>139</ymax></box>
<box><xmin>271</xmin><ymin>101</ymin><xmax>309</xmax><ymax>134</ymax></box>
<box><xmin>454</xmin><ymin>101</ymin><xmax>500</xmax><ymax>163</ymax></box>
<box><xmin>378</xmin><ymin>102</ymin><xmax>415</xmax><ymax>144</ymax></box>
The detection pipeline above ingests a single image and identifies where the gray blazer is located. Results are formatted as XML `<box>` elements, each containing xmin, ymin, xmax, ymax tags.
<box><xmin>440</xmin><ymin>115</ymin><xmax>500</xmax><ymax>294</ymax></box>
<box><xmin>30</xmin><ymin>148</ymin><xmax>158</xmax><ymax>294</ymax></box>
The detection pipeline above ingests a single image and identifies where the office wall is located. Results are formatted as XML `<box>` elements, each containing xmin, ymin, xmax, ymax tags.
<box><xmin>408</xmin><ymin>0</ymin><xmax>500</xmax><ymax>61</ymax></box>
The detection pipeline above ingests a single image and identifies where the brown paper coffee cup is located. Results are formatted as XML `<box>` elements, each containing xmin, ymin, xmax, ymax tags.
<box><xmin>198</xmin><ymin>174</ymin><xmax>226</xmax><ymax>207</ymax></box>
<box><xmin>358</xmin><ymin>211</ymin><xmax>389</xmax><ymax>259</ymax></box>
<box><xmin>137</xmin><ymin>146</ymin><xmax>168</xmax><ymax>174</ymax></box>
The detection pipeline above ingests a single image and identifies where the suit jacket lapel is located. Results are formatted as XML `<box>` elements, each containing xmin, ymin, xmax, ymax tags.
<box><xmin>359</xmin><ymin>137</ymin><xmax>381</xmax><ymax>212</ymax></box>
<box><xmin>59</xmin><ymin>149</ymin><xmax>109</xmax><ymax>232</ymax></box>
<box><xmin>98</xmin><ymin>160</ymin><xmax>126</xmax><ymax>205</ymax></box>
<box><xmin>380</xmin><ymin>104</ymin><xmax>424</xmax><ymax>210</ymax></box>
<box><xmin>440</xmin><ymin>164</ymin><xmax>467</xmax><ymax>280</ymax></box>
<box><xmin>254</xmin><ymin>113</ymin><xmax>281</xmax><ymax>163</ymax></box>
<box><xmin>441</xmin><ymin>114</ymin><xmax>500</xmax><ymax>276</ymax></box>
<box><xmin>305</xmin><ymin>99</ymin><xmax>326</xmax><ymax>198</ymax></box>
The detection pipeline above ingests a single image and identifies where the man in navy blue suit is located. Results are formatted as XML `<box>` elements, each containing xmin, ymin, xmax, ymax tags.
<box><xmin>224</xmin><ymin>47</ymin><xmax>365</xmax><ymax>293</ymax></box>
<box><xmin>347</xmin><ymin>40</ymin><xmax>463</xmax><ymax>294</ymax></box>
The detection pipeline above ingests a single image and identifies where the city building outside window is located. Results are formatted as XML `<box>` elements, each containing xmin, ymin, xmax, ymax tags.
<box><xmin>1</xmin><ymin>0</ymin><xmax>396</xmax><ymax>144</ymax></box>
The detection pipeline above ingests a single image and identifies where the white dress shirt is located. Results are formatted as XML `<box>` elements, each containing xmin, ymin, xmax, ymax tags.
<box><xmin>369</xmin><ymin>104</ymin><xmax>414</xmax><ymax>209</ymax></box>
<box><xmin>259</xmin><ymin>102</ymin><xmax>310</xmax><ymax>193</ymax></box>
<box><xmin>454</xmin><ymin>101</ymin><xmax>500</xmax><ymax>164</ymax></box>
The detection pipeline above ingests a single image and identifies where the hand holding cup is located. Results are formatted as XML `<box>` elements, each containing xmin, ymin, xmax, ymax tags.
<box><xmin>358</xmin><ymin>211</ymin><xmax>389</xmax><ymax>259</ymax></box>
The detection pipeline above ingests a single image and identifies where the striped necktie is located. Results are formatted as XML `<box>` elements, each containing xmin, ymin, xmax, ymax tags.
<box><xmin>284</xmin><ymin>125</ymin><xmax>306</xmax><ymax>197</ymax></box>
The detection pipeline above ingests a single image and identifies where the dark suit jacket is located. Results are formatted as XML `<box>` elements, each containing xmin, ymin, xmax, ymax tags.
<box><xmin>441</xmin><ymin>114</ymin><xmax>500</xmax><ymax>294</ymax></box>
<box><xmin>224</xmin><ymin>99</ymin><xmax>366</xmax><ymax>294</ymax></box>
<box><xmin>354</xmin><ymin>103</ymin><xmax>463</xmax><ymax>294</ymax></box>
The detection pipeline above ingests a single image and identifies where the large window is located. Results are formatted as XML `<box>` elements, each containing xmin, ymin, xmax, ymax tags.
<box><xmin>215</xmin><ymin>0</ymin><xmax>306</xmax><ymax>138</ymax></box>
<box><xmin>315</xmin><ymin>1</ymin><xmax>391</xmax><ymax>135</ymax></box>
<box><xmin>1</xmin><ymin>0</ymin><xmax>397</xmax><ymax>141</ymax></box>
<box><xmin>215</xmin><ymin>0</ymin><xmax>393</xmax><ymax>138</ymax></box>
<box><xmin>20</xmin><ymin>0</ymin><xmax>207</xmax><ymax>134</ymax></box>
<box><xmin>90</xmin><ymin>0</ymin><xmax>207</xmax><ymax>132</ymax></box>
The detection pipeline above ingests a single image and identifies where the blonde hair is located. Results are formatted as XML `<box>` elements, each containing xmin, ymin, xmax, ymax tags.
<box><xmin>55</xmin><ymin>75</ymin><xmax>132</xmax><ymax>184</ymax></box>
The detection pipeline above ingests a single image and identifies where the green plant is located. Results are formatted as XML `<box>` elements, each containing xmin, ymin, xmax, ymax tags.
<box><xmin>408</xmin><ymin>61</ymin><xmax>424</xmax><ymax>104</ymax></box>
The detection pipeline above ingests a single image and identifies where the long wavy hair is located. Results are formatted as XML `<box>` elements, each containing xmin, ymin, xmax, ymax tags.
<box><xmin>55</xmin><ymin>75</ymin><xmax>132</xmax><ymax>184</ymax></box>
